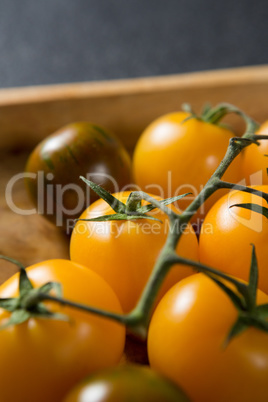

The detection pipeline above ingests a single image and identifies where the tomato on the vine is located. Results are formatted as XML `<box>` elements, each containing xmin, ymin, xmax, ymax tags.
<box><xmin>70</xmin><ymin>191</ymin><xmax>199</xmax><ymax>312</ymax></box>
<box><xmin>64</xmin><ymin>364</ymin><xmax>189</xmax><ymax>402</ymax></box>
<box><xmin>25</xmin><ymin>122</ymin><xmax>131</xmax><ymax>230</ymax></box>
<box><xmin>0</xmin><ymin>259</ymin><xmax>125</xmax><ymax>402</ymax></box>
<box><xmin>199</xmin><ymin>185</ymin><xmax>268</xmax><ymax>294</ymax></box>
<box><xmin>242</xmin><ymin>120</ymin><xmax>268</xmax><ymax>185</ymax></box>
<box><xmin>148</xmin><ymin>273</ymin><xmax>268</xmax><ymax>402</ymax></box>
<box><xmin>133</xmin><ymin>111</ymin><xmax>243</xmax><ymax>222</ymax></box>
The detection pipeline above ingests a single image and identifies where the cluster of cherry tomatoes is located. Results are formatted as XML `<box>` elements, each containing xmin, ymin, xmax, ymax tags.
<box><xmin>1</xmin><ymin>109</ymin><xmax>268</xmax><ymax>401</ymax></box>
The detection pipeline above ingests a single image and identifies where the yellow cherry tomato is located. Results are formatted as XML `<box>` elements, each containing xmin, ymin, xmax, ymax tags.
<box><xmin>0</xmin><ymin>259</ymin><xmax>125</xmax><ymax>402</ymax></box>
<box><xmin>199</xmin><ymin>185</ymin><xmax>268</xmax><ymax>294</ymax></box>
<box><xmin>133</xmin><ymin>112</ymin><xmax>243</xmax><ymax>223</ymax></box>
<box><xmin>148</xmin><ymin>273</ymin><xmax>268</xmax><ymax>402</ymax></box>
<box><xmin>242</xmin><ymin>120</ymin><xmax>268</xmax><ymax>185</ymax></box>
<box><xmin>70</xmin><ymin>191</ymin><xmax>199</xmax><ymax>312</ymax></box>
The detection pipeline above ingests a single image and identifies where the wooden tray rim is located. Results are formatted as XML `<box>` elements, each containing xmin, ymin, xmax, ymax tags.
<box><xmin>0</xmin><ymin>64</ymin><xmax>268</xmax><ymax>106</ymax></box>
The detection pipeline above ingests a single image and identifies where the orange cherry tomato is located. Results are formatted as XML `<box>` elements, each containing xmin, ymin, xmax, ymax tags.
<box><xmin>148</xmin><ymin>273</ymin><xmax>268</xmax><ymax>402</ymax></box>
<box><xmin>199</xmin><ymin>185</ymin><xmax>268</xmax><ymax>294</ymax></box>
<box><xmin>133</xmin><ymin>112</ymin><xmax>243</xmax><ymax>223</ymax></box>
<box><xmin>242</xmin><ymin>120</ymin><xmax>268</xmax><ymax>185</ymax></box>
<box><xmin>0</xmin><ymin>259</ymin><xmax>125</xmax><ymax>402</ymax></box>
<box><xmin>64</xmin><ymin>364</ymin><xmax>190</xmax><ymax>402</ymax></box>
<box><xmin>70</xmin><ymin>191</ymin><xmax>199</xmax><ymax>312</ymax></box>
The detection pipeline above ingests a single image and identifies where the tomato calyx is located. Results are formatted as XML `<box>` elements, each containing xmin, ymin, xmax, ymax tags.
<box><xmin>182</xmin><ymin>102</ymin><xmax>260</xmax><ymax>132</ymax></box>
<box><xmin>168</xmin><ymin>245</ymin><xmax>268</xmax><ymax>345</ymax></box>
<box><xmin>223</xmin><ymin>246</ymin><xmax>268</xmax><ymax>344</ymax></box>
<box><xmin>78</xmin><ymin>176</ymin><xmax>190</xmax><ymax>222</ymax></box>
<box><xmin>0</xmin><ymin>256</ymin><xmax>68</xmax><ymax>328</ymax></box>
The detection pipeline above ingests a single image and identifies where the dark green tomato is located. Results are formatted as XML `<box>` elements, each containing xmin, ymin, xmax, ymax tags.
<box><xmin>25</xmin><ymin>122</ymin><xmax>131</xmax><ymax>231</ymax></box>
<box><xmin>63</xmin><ymin>365</ymin><xmax>189</xmax><ymax>402</ymax></box>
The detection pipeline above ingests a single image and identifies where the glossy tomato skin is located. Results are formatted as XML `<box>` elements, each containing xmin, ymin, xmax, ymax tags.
<box><xmin>148</xmin><ymin>273</ymin><xmax>268</xmax><ymax>402</ymax></box>
<box><xmin>0</xmin><ymin>259</ymin><xmax>125</xmax><ymax>402</ymax></box>
<box><xmin>133</xmin><ymin>112</ymin><xmax>243</xmax><ymax>221</ymax></box>
<box><xmin>25</xmin><ymin>123</ymin><xmax>131</xmax><ymax>230</ymax></box>
<box><xmin>199</xmin><ymin>185</ymin><xmax>268</xmax><ymax>294</ymax></box>
<box><xmin>64</xmin><ymin>364</ymin><xmax>189</xmax><ymax>402</ymax></box>
<box><xmin>70</xmin><ymin>191</ymin><xmax>199</xmax><ymax>313</ymax></box>
<box><xmin>242</xmin><ymin>121</ymin><xmax>268</xmax><ymax>185</ymax></box>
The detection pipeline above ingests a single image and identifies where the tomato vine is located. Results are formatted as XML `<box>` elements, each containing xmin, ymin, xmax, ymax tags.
<box><xmin>1</xmin><ymin>103</ymin><xmax>268</xmax><ymax>342</ymax></box>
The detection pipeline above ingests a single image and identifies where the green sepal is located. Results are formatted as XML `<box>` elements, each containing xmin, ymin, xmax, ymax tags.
<box><xmin>0</xmin><ymin>298</ymin><xmax>19</xmax><ymax>311</ymax></box>
<box><xmin>230</xmin><ymin>203</ymin><xmax>268</xmax><ymax>219</ymax></box>
<box><xmin>0</xmin><ymin>310</ymin><xmax>31</xmax><ymax>329</ymax></box>
<box><xmin>255</xmin><ymin>304</ymin><xmax>268</xmax><ymax>319</ymax></box>
<box><xmin>222</xmin><ymin>247</ymin><xmax>268</xmax><ymax>346</ymax></box>
<box><xmin>224</xmin><ymin>317</ymin><xmax>248</xmax><ymax>347</ymax></box>
<box><xmin>38</xmin><ymin>282</ymin><xmax>63</xmax><ymax>297</ymax></box>
<box><xmin>201</xmin><ymin>102</ymin><xmax>212</xmax><ymax>116</ymax></box>
<box><xmin>19</xmin><ymin>282</ymin><xmax>63</xmax><ymax>310</ymax></box>
<box><xmin>247</xmin><ymin>314</ymin><xmax>268</xmax><ymax>332</ymax></box>
<box><xmin>225</xmin><ymin>312</ymin><xmax>268</xmax><ymax>347</ymax></box>
<box><xmin>137</xmin><ymin>193</ymin><xmax>191</xmax><ymax>214</ymax></box>
<box><xmin>181</xmin><ymin>103</ymin><xmax>195</xmax><ymax>114</ymax></box>
<box><xmin>35</xmin><ymin>311</ymin><xmax>69</xmax><ymax>322</ymax></box>
<box><xmin>30</xmin><ymin>303</ymin><xmax>69</xmax><ymax>322</ymax></box>
<box><xmin>0</xmin><ymin>306</ymin><xmax>69</xmax><ymax>329</ymax></box>
<box><xmin>80</xmin><ymin>176</ymin><xmax>126</xmax><ymax>213</ymax></box>
<box><xmin>19</xmin><ymin>268</ymin><xmax>34</xmax><ymax>296</ymax></box>
<box><xmin>29</xmin><ymin>301</ymin><xmax>68</xmax><ymax>321</ymax></box>
<box><xmin>208</xmin><ymin>275</ymin><xmax>245</xmax><ymax>311</ymax></box>
<box><xmin>247</xmin><ymin>245</ymin><xmax>258</xmax><ymax>308</ymax></box>
<box><xmin>33</xmin><ymin>302</ymin><xmax>54</xmax><ymax>315</ymax></box>
<box><xmin>181</xmin><ymin>103</ymin><xmax>202</xmax><ymax>124</ymax></box>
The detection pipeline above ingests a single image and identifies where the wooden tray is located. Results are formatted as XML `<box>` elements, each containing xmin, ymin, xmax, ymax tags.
<box><xmin>1</xmin><ymin>64</ymin><xmax>268</xmax><ymax>362</ymax></box>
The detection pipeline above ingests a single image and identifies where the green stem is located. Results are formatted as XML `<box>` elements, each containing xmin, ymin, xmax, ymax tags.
<box><xmin>126</xmin><ymin>105</ymin><xmax>259</xmax><ymax>332</ymax></box>
<box><xmin>181</xmin><ymin>137</ymin><xmax>243</xmax><ymax>222</ymax></box>
<box><xmin>131</xmin><ymin>219</ymin><xmax>182</xmax><ymax>331</ymax></box>
<box><xmin>38</xmin><ymin>293</ymin><xmax>129</xmax><ymax>326</ymax></box>
<box><xmin>203</xmin><ymin>103</ymin><xmax>259</xmax><ymax>133</ymax></box>
<box><xmin>2</xmin><ymin>104</ymin><xmax>265</xmax><ymax>340</ymax></box>
<box><xmin>251</xmin><ymin>134</ymin><xmax>268</xmax><ymax>141</ymax></box>
<box><xmin>70</xmin><ymin>105</ymin><xmax>262</xmax><ymax>337</ymax></box>
<box><xmin>32</xmin><ymin>292</ymin><xmax>150</xmax><ymax>338</ymax></box>
<box><xmin>168</xmin><ymin>255</ymin><xmax>247</xmax><ymax>295</ymax></box>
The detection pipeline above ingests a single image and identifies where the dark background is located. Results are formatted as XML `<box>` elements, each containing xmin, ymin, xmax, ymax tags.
<box><xmin>0</xmin><ymin>0</ymin><xmax>267</xmax><ymax>88</ymax></box>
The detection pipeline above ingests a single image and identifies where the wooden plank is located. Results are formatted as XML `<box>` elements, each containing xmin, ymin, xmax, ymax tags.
<box><xmin>0</xmin><ymin>65</ymin><xmax>268</xmax><ymax>151</ymax></box>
